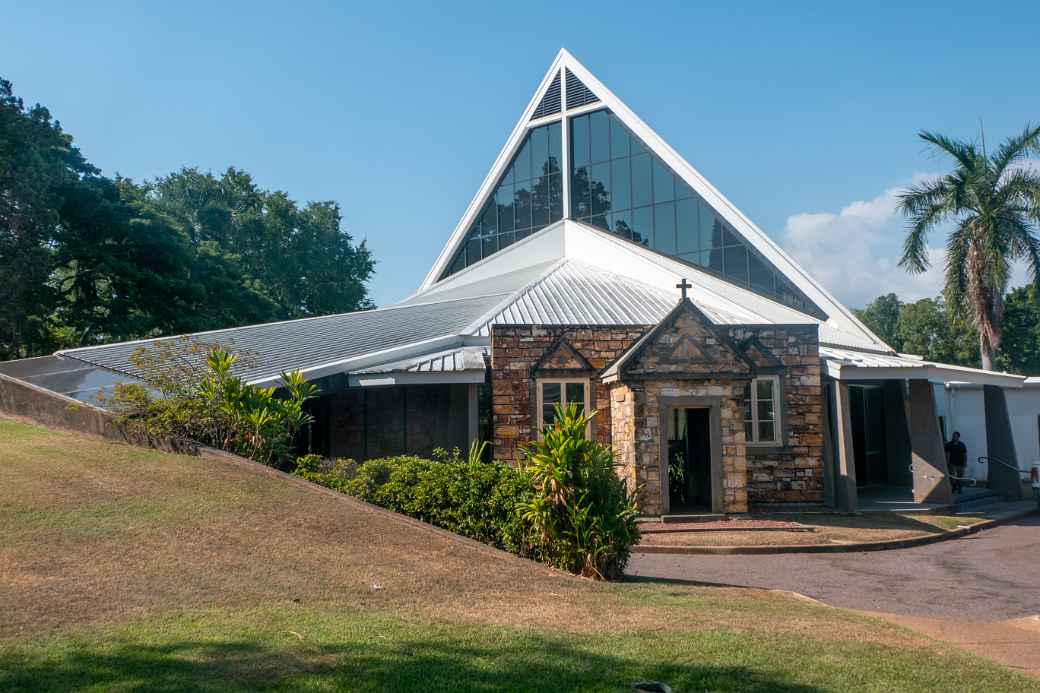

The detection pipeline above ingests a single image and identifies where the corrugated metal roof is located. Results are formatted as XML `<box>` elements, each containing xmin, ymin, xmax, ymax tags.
<box><xmin>820</xmin><ymin>346</ymin><xmax>927</xmax><ymax>369</ymax></box>
<box><xmin>353</xmin><ymin>346</ymin><xmax>488</xmax><ymax>374</ymax></box>
<box><xmin>474</xmin><ymin>260</ymin><xmax>750</xmax><ymax>335</ymax></box>
<box><xmin>0</xmin><ymin>355</ymin><xmax>142</xmax><ymax>406</ymax></box>
<box><xmin>58</xmin><ymin>294</ymin><xmax>504</xmax><ymax>385</ymax></box>
<box><xmin>396</xmin><ymin>261</ymin><xmax>557</xmax><ymax>307</ymax></box>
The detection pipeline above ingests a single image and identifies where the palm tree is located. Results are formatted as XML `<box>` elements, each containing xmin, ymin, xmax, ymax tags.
<box><xmin>899</xmin><ymin>124</ymin><xmax>1040</xmax><ymax>370</ymax></box>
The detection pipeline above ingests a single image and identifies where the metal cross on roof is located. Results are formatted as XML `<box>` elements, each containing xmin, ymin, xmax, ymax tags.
<box><xmin>676</xmin><ymin>278</ymin><xmax>692</xmax><ymax>300</ymax></box>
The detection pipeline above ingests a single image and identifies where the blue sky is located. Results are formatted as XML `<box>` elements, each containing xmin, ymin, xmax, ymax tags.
<box><xmin>4</xmin><ymin>1</ymin><xmax>1038</xmax><ymax>308</ymax></box>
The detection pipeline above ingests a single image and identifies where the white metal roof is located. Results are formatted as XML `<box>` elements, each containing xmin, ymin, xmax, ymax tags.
<box><xmin>352</xmin><ymin>346</ymin><xmax>488</xmax><ymax>374</ymax></box>
<box><xmin>821</xmin><ymin>346</ymin><xmax>1027</xmax><ymax>387</ymax></box>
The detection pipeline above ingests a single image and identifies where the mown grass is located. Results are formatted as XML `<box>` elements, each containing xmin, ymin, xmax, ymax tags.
<box><xmin>1</xmin><ymin>418</ymin><xmax>1036</xmax><ymax>692</ymax></box>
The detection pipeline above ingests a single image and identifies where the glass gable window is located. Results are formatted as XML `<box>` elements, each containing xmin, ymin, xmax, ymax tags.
<box><xmin>743</xmin><ymin>376</ymin><xmax>781</xmax><ymax>445</ymax></box>
<box><xmin>442</xmin><ymin>121</ymin><xmax>563</xmax><ymax>278</ymax></box>
<box><xmin>568</xmin><ymin>109</ymin><xmax>823</xmax><ymax>318</ymax></box>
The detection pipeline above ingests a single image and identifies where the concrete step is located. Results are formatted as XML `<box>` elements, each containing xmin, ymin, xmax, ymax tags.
<box><xmin>660</xmin><ymin>513</ymin><xmax>726</xmax><ymax>524</ymax></box>
<box><xmin>952</xmin><ymin>490</ymin><xmax>1004</xmax><ymax>511</ymax></box>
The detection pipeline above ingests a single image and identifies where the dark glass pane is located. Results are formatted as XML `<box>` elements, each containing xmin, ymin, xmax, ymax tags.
<box><xmin>653</xmin><ymin>201</ymin><xmax>676</xmax><ymax>255</ymax></box>
<box><xmin>547</xmin><ymin>121</ymin><xmax>562</xmax><ymax>174</ymax></box>
<box><xmin>745</xmin><ymin>422</ymin><xmax>754</xmax><ymax>441</ymax></box>
<box><xmin>501</xmin><ymin>160</ymin><xmax>514</xmax><ymax>186</ymax></box>
<box><xmin>515</xmin><ymin>183</ymin><xmax>533</xmax><ymax>230</ymax></box>
<box><xmin>707</xmin><ymin>247</ymin><xmax>725</xmax><ymax>274</ymax></box>
<box><xmin>482</xmin><ymin>233</ymin><xmax>499</xmax><ymax>256</ymax></box>
<box><xmin>515</xmin><ymin>226</ymin><xmax>532</xmax><ymax>241</ymax></box>
<box><xmin>530</xmin><ymin>125</ymin><xmax>549</xmax><ymax>179</ymax></box>
<box><xmin>498</xmin><ymin>231</ymin><xmax>515</xmax><ymax>250</ymax></box>
<box><xmin>548</xmin><ymin>173</ymin><xmax>563</xmax><ymax>221</ymax></box>
<box><xmin>652</xmin><ymin>158</ymin><xmax>675</xmax><ymax>202</ymax></box>
<box><xmin>723</xmin><ymin>225</ymin><xmax>742</xmax><ymax>247</ymax></box>
<box><xmin>632</xmin><ymin>206</ymin><xmax>652</xmax><ymax>247</ymax></box>
<box><xmin>679</xmin><ymin>250</ymin><xmax>707</xmax><ymax>267</ymax></box>
<box><xmin>496</xmin><ymin>185</ymin><xmax>514</xmax><ymax>233</ymax></box>
<box><xmin>571</xmin><ymin>114</ymin><xmax>589</xmax><ymax>168</ymax></box>
<box><xmin>449</xmin><ymin>251</ymin><xmax>465</xmax><ymax>275</ymax></box>
<box><xmin>756</xmin><ymin>377</ymin><xmax>775</xmax><ymax>404</ymax></box>
<box><xmin>610</xmin><ymin>114</ymin><xmax>630</xmax><ymax>159</ymax></box>
<box><xmin>748</xmin><ymin>252</ymin><xmax>774</xmax><ymax>293</ymax></box>
<box><xmin>676</xmin><ymin>197</ymin><xmax>699</xmax><ymax>253</ymax></box>
<box><xmin>724</xmin><ymin>245</ymin><xmax>748</xmax><ymax>284</ymax></box>
<box><xmin>589</xmin><ymin>161</ymin><xmax>611</xmax><ymax>216</ymax></box>
<box><xmin>758</xmin><ymin>421</ymin><xmax>775</xmax><ymax>442</ymax></box>
<box><xmin>513</xmin><ymin>136</ymin><xmax>532</xmax><ymax>183</ymax></box>
<box><xmin>589</xmin><ymin>213</ymin><xmax>608</xmax><ymax>229</ymax></box>
<box><xmin>631</xmin><ymin>154</ymin><xmax>652</xmax><ymax>208</ymax></box>
<box><xmin>630</xmin><ymin>126</ymin><xmax>648</xmax><ymax>155</ymax></box>
<box><xmin>676</xmin><ymin>178</ymin><xmax>695</xmax><ymax>200</ymax></box>
<box><xmin>611</xmin><ymin>209</ymin><xmax>632</xmax><ymax>240</ymax></box>
<box><xmin>611</xmin><ymin>158</ymin><xmax>631</xmax><ymax>211</ymax></box>
<box><xmin>533</xmin><ymin>181</ymin><xmax>550</xmax><ymax>226</ymax></box>
<box><xmin>542</xmin><ymin>382</ymin><xmax>561</xmax><ymax>427</ymax></box>
<box><xmin>571</xmin><ymin>166</ymin><xmax>591</xmax><ymax>218</ymax></box>
<box><xmin>481</xmin><ymin>200</ymin><xmax>497</xmax><ymax>236</ymax></box>
<box><xmin>589</xmin><ymin>110</ymin><xmax>610</xmax><ymax>163</ymax></box>
<box><xmin>466</xmin><ymin>236</ymin><xmax>481</xmax><ymax>266</ymax></box>
<box><xmin>566</xmin><ymin>382</ymin><xmax>585</xmax><ymax>413</ymax></box>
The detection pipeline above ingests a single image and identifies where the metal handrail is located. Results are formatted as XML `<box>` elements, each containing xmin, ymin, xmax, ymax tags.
<box><xmin>977</xmin><ymin>456</ymin><xmax>1029</xmax><ymax>477</ymax></box>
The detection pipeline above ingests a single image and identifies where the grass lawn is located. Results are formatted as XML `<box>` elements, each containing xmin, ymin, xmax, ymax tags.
<box><xmin>1</xmin><ymin>418</ymin><xmax>1036</xmax><ymax>692</ymax></box>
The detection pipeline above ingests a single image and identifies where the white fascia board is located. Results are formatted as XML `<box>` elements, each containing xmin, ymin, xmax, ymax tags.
<box><xmin>411</xmin><ymin>220</ymin><xmax>566</xmax><ymax>301</ymax></box>
<box><xmin>558</xmin><ymin>52</ymin><xmax>888</xmax><ymax>351</ymax></box>
<box><xmin>825</xmin><ymin>361</ymin><xmax>1026</xmax><ymax>388</ymax></box>
<box><xmin>419</xmin><ymin>51</ymin><xmax>567</xmax><ymax>292</ymax></box>
<box><xmin>247</xmin><ymin>334</ymin><xmax>464</xmax><ymax>387</ymax></box>
<box><xmin>348</xmin><ymin>371</ymin><xmax>485</xmax><ymax>387</ymax></box>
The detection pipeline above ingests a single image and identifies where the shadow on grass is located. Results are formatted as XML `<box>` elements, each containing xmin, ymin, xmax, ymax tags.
<box><xmin>0</xmin><ymin>633</ymin><xmax>823</xmax><ymax>693</ymax></box>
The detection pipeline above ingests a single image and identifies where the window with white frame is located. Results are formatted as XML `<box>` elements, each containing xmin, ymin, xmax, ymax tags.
<box><xmin>743</xmin><ymin>376</ymin><xmax>781</xmax><ymax>445</ymax></box>
<box><xmin>536</xmin><ymin>378</ymin><xmax>589</xmax><ymax>433</ymax></box>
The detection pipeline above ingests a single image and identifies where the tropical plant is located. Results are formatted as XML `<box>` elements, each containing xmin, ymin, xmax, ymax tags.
<box><xmin>518</xmin><ymin>404</ymin><xmax>640</xmax><ymax>579</ymax></box>
<box><xmin>110</xmin><ymin>340</ymin><xmax>319</xmax><ymax>467</ymax></box>
<box><xmin>898</xmin><ymin>124</ymin><xmax>1040</xmax><ymax>369</ymax></box>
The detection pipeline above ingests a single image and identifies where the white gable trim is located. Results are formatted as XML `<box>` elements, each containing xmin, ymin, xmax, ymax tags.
<box><xmin>417</xmin><ymin>49</ymin><xmax>889</xmax><ymax>351</ymax></box>
<box><xmin>419</xmin><ymin>51</ymin><xmax>567</xmax><ymax>291</ymax></box>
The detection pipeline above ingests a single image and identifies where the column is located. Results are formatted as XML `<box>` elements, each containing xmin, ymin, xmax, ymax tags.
<box><xmin>908</xmin><ymin>379</ymin><xmax>953</xmax><ymax>504</ymax></box>
<box><xmin>833</xmin><ymin>382</ymin><xmax>859</xmax><ymax>512</ymax></box>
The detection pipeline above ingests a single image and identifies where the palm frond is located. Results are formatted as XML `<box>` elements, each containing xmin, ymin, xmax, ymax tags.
<box><xmin>918</xmin><ymin>130</ymin><xmax>979</xmax><ymax>172</ymax></box>
<box><xmin>991</xmin><ymin>123</ymin><xmax>1040</xmax><ymax>179</ymax></box>
<box><xmin>898</xmin><ymin>180</ymin><xmax>955</xmax><ymax>272</ymax></box>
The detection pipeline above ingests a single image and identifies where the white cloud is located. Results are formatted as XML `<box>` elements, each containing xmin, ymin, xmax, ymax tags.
<box><xmin>782</xmin><ymin>180</ymin><xmax>948</xmax><ymax>309</ymax></box>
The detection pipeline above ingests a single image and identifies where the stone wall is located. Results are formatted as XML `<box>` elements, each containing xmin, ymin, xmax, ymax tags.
<box><xmin>490</xmin><ymin>325</ymin><xmax>648</xmax><ymax>462</ymax></box>
<box><xmin>728</xmin><ymin>325</ymin><xmax>825</xmax><ymax>505</ymax></box>
<box><xmin>621</xmin><ymin>379</ymin><xmax>748</xmax><ymax>515</ymax></box>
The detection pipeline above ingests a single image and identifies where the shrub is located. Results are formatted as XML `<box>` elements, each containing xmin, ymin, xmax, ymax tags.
<box><xmin>110</xmin><ymin>339</ymin><xmax>318</xmax><ymax>468</ymax></box>
<box><xmin>519</xmin><ymin>404</ymin><xmax>640</xmax><ymax>579</ymax></box>
<box><xmin>295</xmin><ymin>448</ymin><xmax>533</xmax><ymax>554</ymax></box>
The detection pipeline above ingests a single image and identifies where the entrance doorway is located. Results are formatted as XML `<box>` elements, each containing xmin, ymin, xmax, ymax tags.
<box><xmin>849</xmin><ymin>385</ymin><xmax>890</xmax><ymax>487</ymax></box>
<box><xmin>666</xmin><ymin>407</ymin><xmax>713</xmax><ymax>511</ymax></box>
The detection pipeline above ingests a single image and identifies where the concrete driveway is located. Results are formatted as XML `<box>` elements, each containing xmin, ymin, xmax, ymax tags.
<box><xmin>627</xmin><ymin>514</ymin><xmax>1040</xmax><ymax>620</ymax></box>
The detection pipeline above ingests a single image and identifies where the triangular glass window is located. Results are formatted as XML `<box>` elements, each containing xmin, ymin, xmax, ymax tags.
<box><xmin>568</xmin><ymin>108</ymin><xmax>825</xmax><ymax>318</ymax></box>
<box><xmin>441</xmin><ymin>121</ymin><xmax>563</xmax><ymax>278</ymax></box>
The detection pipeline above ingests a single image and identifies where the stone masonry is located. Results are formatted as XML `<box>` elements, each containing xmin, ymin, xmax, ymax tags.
<box><xmin>490</xmin><ymin>325</ymin><xmax>648</xmax><ymax>462</ymax></box>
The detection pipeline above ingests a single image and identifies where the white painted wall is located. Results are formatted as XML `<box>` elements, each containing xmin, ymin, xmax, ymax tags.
<box><xmin>937</xmin><ymin>384</ymin><xmax>989</xmax><ymax>481</ymax></box>
<box><xmin>1006</xmin><ymin>385</ymin><xmax>1040</xmax><ymax>471</ymax></box>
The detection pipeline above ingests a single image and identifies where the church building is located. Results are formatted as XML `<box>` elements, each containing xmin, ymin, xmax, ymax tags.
<box><xmin>5</xmin><ymin>50</ymin><xmax>1034</xmax><ymax>515</ymax></box>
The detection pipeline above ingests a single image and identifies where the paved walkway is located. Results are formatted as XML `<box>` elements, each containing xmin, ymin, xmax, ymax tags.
<box><xmin>629</xmin><ymin>514</ymin><xmax>1040</xmax><ymax>619</ymax></box>
<box><xmin>629</xmin><ymin>513</ymin><xmax>1040</xmax><ymax>676</ymax></box>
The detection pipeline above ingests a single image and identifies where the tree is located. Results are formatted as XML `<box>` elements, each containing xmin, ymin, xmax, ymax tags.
<box><xmin>898</xmin><ymin>124</ymin><xmax>1040</xmax><ymax>370</ymax></box>
<box><xmin>0</xmin><ymin>78</ymin><xmax>97</xmax><ymax>358</ymax></box>
<box><xmin>854</xmin><ymin>293</ymin><xmax>903</xmax><ymax>351</ymax></box>
<box><xmin>996</xmin><ymin>284</ymin><xmax>1040</xmax><ymax>375</ymax></box>
<box><xmin>896</xmin><ymin>296</ymin><xmax>978</xmax><ymax>367</ymax></box>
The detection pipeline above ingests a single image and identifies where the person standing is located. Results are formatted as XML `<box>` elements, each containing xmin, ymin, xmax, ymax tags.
<box><xmin>945</xmin><ymin>431</ymin><xmax>968</xmax><ymax>494</ymax></box>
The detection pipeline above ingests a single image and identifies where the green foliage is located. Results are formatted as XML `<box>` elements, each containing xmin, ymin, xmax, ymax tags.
<box><xmin>996</xmin><ymin>284</ymin><xmax>1040</xmax><ymax>375</ymax></box>
<box><xmin>519</xmin><ymin>404</ymin><xmax>640</xmax><ymax>580</ymax></box>
<box><xmin>853</xmin><ymin>293</ymin><xmax>902</xmax><ymax>350</ymax></box>
<box><xmin>898</xmin><ymin>123</ymin><xmax>1040</xmax><ymax>369</ymax></box>
<box><xmin>110</xmin><ymin>340</ymin><xmax>318</xmax><ymax>468</ymax></box>
<box><xmin>295</xmin><ymin>453</ymin><xmax>533</xmax><ymax>554</ymax></box>
<box><xmin>0</xmin><ymin>76</ymin><xmax>375</xmax><ymax>360</ymax></box>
